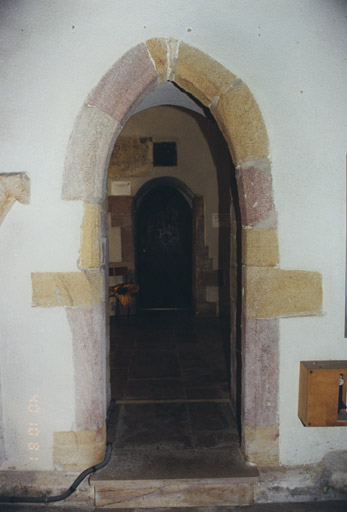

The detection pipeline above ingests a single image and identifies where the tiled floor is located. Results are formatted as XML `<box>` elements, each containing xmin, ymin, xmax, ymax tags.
<box><xmin>110</xmin><ymin>312</ymin><xmax>231</xmax><ymax>404</ymax></box>
<box><xmin>100</xmin><ymin>311</ymin><xmax>257</xmax><ymax>480</ymax></box>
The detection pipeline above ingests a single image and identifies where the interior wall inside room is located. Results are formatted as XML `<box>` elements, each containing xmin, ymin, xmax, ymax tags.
<box><xmin>107</xmin><ymin>105</ymin><xmax>233</xmax><ymax>317</ymax></box>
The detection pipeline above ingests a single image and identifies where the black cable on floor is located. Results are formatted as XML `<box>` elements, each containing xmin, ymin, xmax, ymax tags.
<box><xmin>0</xmin><ymin>400</ymin><xmax>116</xmax><ymax>504</ymax></box>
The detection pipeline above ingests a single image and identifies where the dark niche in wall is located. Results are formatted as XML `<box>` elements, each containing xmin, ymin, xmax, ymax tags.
<box><xmin>153</xmin><ymin>142</ymin><xmax>177</xmax><ymax>167</ymax></box>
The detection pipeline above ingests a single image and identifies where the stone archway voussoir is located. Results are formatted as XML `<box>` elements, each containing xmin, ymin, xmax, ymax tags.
<box><xmin>62</xmin><ymin>105</ymin><xmax>122</xmax><ymax>203</ymax></box>
<box><xmin>146</xmin><ymin>38</ymin><xmax>238</xmax><ymax>106</ymax></box>
<box><xmin>87</xmin><ymin>43</ymin><xmax>158</xmax><ymax>124</ymax></box>
<box><xmin>174</xmin><ymin>41</ymin><xmax>237</xmax><ymax>107</ymax></box>
<box><xmin>211</xmin><ymin>81</ymin><xmax>269</xmax><ymax>165</ymax></box>
<box><xmin>236</xmin><ymin>160</ymin><xmax>275</xmax><ymax>228</ymax></box>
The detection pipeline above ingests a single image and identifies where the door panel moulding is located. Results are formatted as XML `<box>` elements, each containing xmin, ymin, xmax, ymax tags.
<box><xmin>30</xmin><ymin>39</ymin><xmax>322</xmax><ymax>468</ymax></box>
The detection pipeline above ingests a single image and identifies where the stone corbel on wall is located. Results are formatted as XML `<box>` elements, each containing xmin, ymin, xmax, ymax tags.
<box><xmin>0</xmin><ymin>173</ymin><xmax>30</xmax><ymax>226</ymax></box>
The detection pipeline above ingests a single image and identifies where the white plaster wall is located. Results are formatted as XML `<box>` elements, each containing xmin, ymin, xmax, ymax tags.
<box><xmin>0</xmin><ymin>201</ymin><xmax>80</xmax><ymax>469</ymax></box>
<box><xmin>1</xmin><ymin>0</ymin><xmax>347</xmax><ymax>468</ymax></box>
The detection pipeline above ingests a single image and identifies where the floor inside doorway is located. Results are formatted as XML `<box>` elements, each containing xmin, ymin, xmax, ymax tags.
<box><xmin>96</xmin><ymin>312</ymin><xmax>257</xmax><ymax>481</ymax></box>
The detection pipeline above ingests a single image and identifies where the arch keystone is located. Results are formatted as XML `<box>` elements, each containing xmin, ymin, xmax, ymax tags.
<box><xmin>146</xmin><ymin>38</ymin><xmax>170</xmax><ymax>82</ymax></box>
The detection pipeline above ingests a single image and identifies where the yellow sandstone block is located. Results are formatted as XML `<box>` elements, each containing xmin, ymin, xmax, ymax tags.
<box><xmin>243</xmin><ymin>425</ymin><xmax>279</xmax><ymax>466</ymax></box>
<box><xmin>53</xmin><ymin>424</ymin><xmax>105</xmax><ymax>471</ymax></box>
<box><xmin>242</xmin><ymin>228</ymin><xmax>279</xmax><ymax>267</ymax></box>
<box><xmin>146</xmin><ymin>38</ymin><xmax>168</xmax><ymax>83</ymax></box>
<box><xmin>244</xmin><ymin>267</ymin><xmax>322</xmax><ymax>318</ymax></box>
<box><xmin>32</xmin><ymin>270</ymin><xmax>105</xmax><ymax>307</ymax></box>
<box><xmin>80</xmin><ymin>203</ymin><xmax>101</xmax><ymax>269</ymax></box>
<box><xmin>211</xmin><ymin>81</ymin><xmax>269</xmax><ymax>164</ymax></box>
<box><xmin>175</xmin><ymin>42</ymin><xmax>237</xmax><ymax>106</ymax></box>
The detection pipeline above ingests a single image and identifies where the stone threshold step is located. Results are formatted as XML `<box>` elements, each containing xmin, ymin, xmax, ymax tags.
<box><xmin>94</xmin><ymin>502</ymin><xmax>347</xmax><ymax>512</ymax></box>
<box><xmin>93</xmin><ymin>477</ymin><xmax>258</xmax><ymax>508</ymax></box>
<box><xmin>117</xmin><ymin>400</ymin><xmax>230</xmax><ymax>405</ymax></box>
<box><xmin>116</xmin><ymin>399</ymin><xmax>231</xmax><ymax>405</ymax></box>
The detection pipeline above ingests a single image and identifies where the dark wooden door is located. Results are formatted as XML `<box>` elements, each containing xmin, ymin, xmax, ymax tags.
<box><xmin>137</xmin><ymin>186</ymin><xmax>192</xmax><ymax>309</ymax></box>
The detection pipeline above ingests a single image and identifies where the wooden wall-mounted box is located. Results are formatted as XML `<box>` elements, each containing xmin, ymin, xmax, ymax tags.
<box><xmin>298</xmin><ymin>361</ymin><xmax>347</xmax><ymax>427</ymax></box>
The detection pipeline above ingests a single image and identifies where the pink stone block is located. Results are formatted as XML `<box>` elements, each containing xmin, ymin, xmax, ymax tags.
<box><xmin>66</xmin><ymin>305</ymin><xmax>107</xmax><ymax>430</ymax></box>
<box><xmin>88</xmin><ymin>44</ymin><xmax>158</xmax><ymax>124</ymax></box>
<box><xmin>242</xmin><ymin>317</ymin><xmax>279</xmax><ymax>427</ymax></box>
<box><xmin>236</xmin><ymin>166</ymin><xmax>274</xmax><ymax>227</ymax></box>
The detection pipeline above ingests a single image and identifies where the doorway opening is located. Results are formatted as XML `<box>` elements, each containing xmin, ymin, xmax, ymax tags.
<box><xmin>63</xmin><ymin>41</ymin><xmax>284</xmax><ymax>474</ymax></box>
<box><xmin>136</xmin><ymin>182</ymin><xmax>193</xmax><ymax>311</ymax></box>
<box><xmin>104</xmin><ymin>104</ymin><xmax>249</xmax><ymax>482</ymax></box>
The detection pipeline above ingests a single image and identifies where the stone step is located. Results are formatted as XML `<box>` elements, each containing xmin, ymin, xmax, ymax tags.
<box><xmin>93</xmin><ymin>476</ymin><xmax>258</xmax><ymax>508</ymax></box>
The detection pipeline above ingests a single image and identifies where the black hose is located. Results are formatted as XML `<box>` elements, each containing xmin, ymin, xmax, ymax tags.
<box><xmin>0</xmin><ymin>399</ymin><xmax>116</xmax><ymax>504</ymax></box>
<box><xmin>0</xmin><ymin>441</ymin><xmax>112</xmax><ymax>504</ymax></box>
<box><xmin>0</xmin><ymin>397</ymin><xmax>116</xmax><ymax>504</ymax></box>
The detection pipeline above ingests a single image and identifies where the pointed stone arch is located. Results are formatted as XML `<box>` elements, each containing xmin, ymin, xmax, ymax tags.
<box><xmin>33</xmin><ymin>39</ymin><xmax>322</xmax><ymax>468</ymax></box>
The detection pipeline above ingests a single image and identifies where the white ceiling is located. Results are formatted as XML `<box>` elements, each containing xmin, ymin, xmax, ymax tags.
<box><xmin>134</xmin><ymin>82</ymin><xmax>206</xmax><ymax>117</ymax></box>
